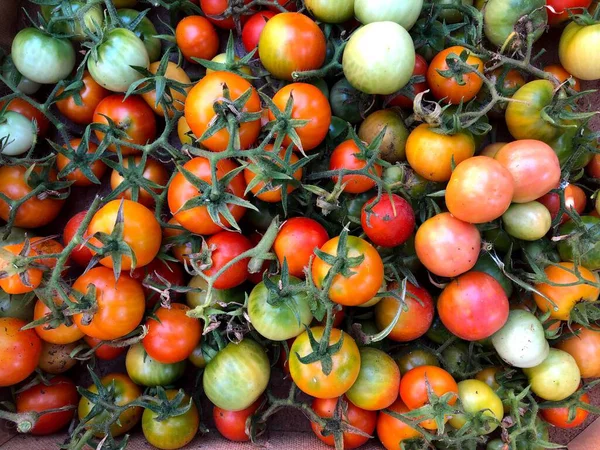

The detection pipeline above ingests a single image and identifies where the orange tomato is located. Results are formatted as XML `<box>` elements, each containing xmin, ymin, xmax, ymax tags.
<box><xmin>175</xmin><ymin>15</ymin><xmax>219</xmax><ymax>62</ymax></box>
<box><xmin>556</xmin><ymin>326</ymin><xmax>600</xmax><ymax>378</ymax></box>
<box><xmin>544</xmin><ymin>64</ymin><xmax>581</xmax><ymax>91</ymax></box>
<box><xmin>141</xmin><ymin>61</ymin><xmax>191</xmax><ymax>117</ymax></box>
<box><xmin>0</xmin><ymin>242</ymin><xmax>43</xmax><ymax>294</ymax></box>
<box><xmin>56</xmin><ymin>71</ymin><xmax>110</xmax><ymax>125</ymax></box>
<box><xmin>329</xmin><ymin>140</ymin><xmax>382</xmax><ymax>194</ymax></box>
<box><xmin>56</xmin><ymin>139</ymin><xmax>107</xmax><ymax>187</ymax></box>
<box><xmin>33</xmin><ymin>298</ymin><xmax>84</xmax><ymax>345</ymax></box>
<box><xmin>109</xmin><ymin>156</ymin><xmax>169</xmax><ymax>207</ymax></box>
<box><xmin>427</xmin><ymin>46</ymin><xmax>484</xmax><ymax>104</ymax></box>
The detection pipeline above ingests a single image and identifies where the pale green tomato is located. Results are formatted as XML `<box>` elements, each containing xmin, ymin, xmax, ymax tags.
<box><xmin>523</xmin><ymin>348</ymin><xmax>581</xmax><ymax>401</ymax></box>
<box><xmin>305</xmin><ymin>0</ymin><xmax>355</xmax><ymax>23</ymax></box>
<box><xmin>41</xmin><ymin>1</ymin><xmax>104</xmax><ymax>41</ymax></box>
<box><xmin>449</xmin><ymin>379</ymin><xmax>504</xmax><ymax>434</ymax></box>
<box><xmin>354</xmin><ymin>0</ymin><xmax>423</xmax><ymax>30</ymax></box>
<box><xmin>0</xmin><ymin>112</ymin><xmax>36</xmax><ymax>156</ymax></box>
<box><xmin>502</xmin><ymin>201</ymin><xmax>552</xmax><ymax>241</ymax></box>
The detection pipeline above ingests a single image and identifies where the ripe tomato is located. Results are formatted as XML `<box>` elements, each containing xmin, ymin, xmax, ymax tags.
<box><xmin>175</xmin><ymin>15</ymin><xmax>219</xmax><ymax>62</ymax></box>
<box><xmin>84</xmin><ymin>335</ymin><xmax>127</xmax><ymax>360</ymax></box>
<box><xmin>202</xmin><ymin>231</ymin><xmax>252</xmax><ymax>289</ymax></box>
<box><xmin>15</xmin><ymin>376</ymin><xmax>78</xmax><ymax>435</ymax></box>
<box><xmin>388</xmin><ymin>54</ymin><xmax>429</xmax><ymax>108</ymax></box>
<box><xmin>213</xmin><ymin>398</ymin><xmax>262</xmax><ymax>442</ymax></box>
<box><xmin>399</xmin><ymin>365</ymin><xmax>458</xmax><ymax>430</ymax></box>
<box><xmin>406</xmin><ymin>124</ymin><xmax>475</xmax><ymax>182</ymax></box>
<box><xmin>168</xmin><ymin>157</ymin><xmax>247</xmax><ymax>235</ymax></box>
<box><xmin>290</xmin><ymin>327</ymin><xmax>360</xmax><ymax>398</ymax></box>
<box><xmin>377</xmin><ymin>399</ymin><xmax>422</xmax><ymax>450</ymax></box>
<box><xmin>541</xmin><ymin>393</ymin><xmax>590</xmax><ymax>428</ymax></box>
<box><xmin>312</xmin><ymin>235</ymin><xmax>384</xmax><ymax>306</ymax></box>
<box><xmin>88</xmin><ymin>199</ymin><xmax>161</xmax><ymax>270</ymax></box>
<box><xmin>445</xmin><ymin>156</ymin><xmax>514</xmax><ymax>224</ymax></box>
<box><xmin>361</xmin><ymin>194</ymin><xmax>415</xmax><ymax>247</ymax></box>
<box><xmin>448</xmin><ymin>379</ymin><xmax>504</xmax><ymax>434</ymax></box>
<box><xmin>587</xmin><ymin>154</ymin><xmax>600</xmax><ymax>179</ymax></box>
<box><xmin>130</xmin><ymin>258</ymin><xmax>186</xmax><ymax>307</ymax></box>
<box><xmin>56</xmin><ymin>71</ymin><xmax>109</xmax><ymax>125</ymax></box>
<box><xmin>375</xmin><ymin>281</ymin><xmax>434</xmax><ymax>342</ymax></box>
<box><xmin>415</xmin><ymin>212</ymin><xmax>481</xmax><ymax>278</ymax></box>
<box><xmin>258</xmin><ymin>13</ymin><xmax>326</xmax><ymax>80</ymax></box>
<box><xmin>0</xmin><ymin>317</ymin><xmax>42</xmax><ymax>386</ymax></box>
<box><xmin>29</xmin><ymin>236</ymin><xmax>66</xmax><ymax>272</ymax></box>
<box><xmin>0</xmin><ymin>242</ymin><xmax>43</xmax><ymax>294</ymax></box>
<box><xmin>544</xmin><ymin>64</ymin><xmax>581</xmax><ymax>91</ymax></box>
<box><xmin>523</xmin><ymin>348</ymin><xmax>581</xmax><ymax>402</ymax></box>
<box><xmin>33</xmin><ymin>298</ymin><xmax>84</xmax><ymax>345</ymax></box>
<box><xmin>438</xmin><ymin>272</ymin><xmax>509</xmax><ymax>341</ymax></box>
<box><xmin>556</xmin><ymin>326</ymin><xmax>600</xmax><ymax>378</ymax></box>
<box><xmin>485</xmin><ymin>69</ymin><xmax>526</xmax><ymax>117</ymax></box>
<box><xmin>109</xmin><ymin>156</ymin><xmax>168</xmax><ymax>207</ymax></box>
<box><xmin>141</xmin><ymin>61</ymin><xmax>192</xmax><ymax>117</ymax></box>
<box><xmin>143</xmin><ymin>303</ymin><xmax>201</xmax><ymax>364</ymax></box>
<box><xmin>242</xmin><ymin>11</ymin><xmax>276</xmax><ymax>54</ymax></box>
<box><xmin>329</xmin><ymin>140</ymin><xmax>383</xmax><ymax>194</ymax></box>
<box><xmin>38</xmin><ymin>341</ymin><xmax>78</xmax><ymax>374</ymax></box>
<box><xmin>494</xmin><ymin>140</ymin><xmax>561</xmax><ymax>203</ymax></box>
<box><xmin>200</xmin><ymin>0</ymin><xmax>252</xmax><ymax>29</ymax></box>
<box><xmin>0</xmin><ymin>165</ymin><xmax>65</xmax><ymax>229</ymax></box>
<box><xmin>533</xmin><ymin>262</ymin><xmax>600</xmax><ymax>320</ymax></box>
<box><xmin>63</xmin><ymin>211</ymin><xmax>93</xmax><ymax>267</ymax></box>
<box><xmin>270</xmin><ymin>82</ymin><xmax>331</xmax><ymax>152</ymax></box>
<box><xmin>547</xmin><ymin>0</ymin><xmax>592</xmax><ymax>26</ymax></box>
<box><xmin>427</xmin><ymin>46</ymin><xmax>484</xmax><ymax>104</ymax></box>
<box><xmin>310</xmin><ymin>397</ymin><xmax>377</xmax><ymax>449</ymax></box>
<box><xmin>0</xmin><ymin>97</ymin><xmax>49</xmax><ymax>137</ymax></box>
<box><xmin>274</xmin><ymin>217</ymin><xmax>328</xmax><ymax>278</ymax></box>
<box><xmin>72</xmin><ymin>267</ymin><xmax>146</xmax><ymax>340</ymax></box>
<box><xmin>537</xmin><ymin>183</ymin><xmax>586</xmax><ymax>224</ymax></box>
<box><xmin>56</xmin><ymin>139</ymin><xmax>106</xmax><ymax>187</ymax></box>
<box><xmin>93</xmin><ymin>94</ymin><xmax>157</xmax><ymax>155</ymax></box>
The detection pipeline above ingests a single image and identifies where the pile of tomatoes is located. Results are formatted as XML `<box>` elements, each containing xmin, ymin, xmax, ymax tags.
<box><xmin>1</xmin><ymin>0</ymin><xmax>600</xmax><ymax>449</ymax></box>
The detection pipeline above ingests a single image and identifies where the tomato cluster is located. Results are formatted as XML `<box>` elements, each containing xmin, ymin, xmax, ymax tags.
<box><xmin>1</xmin><ymin>0</ymin><xmax>600</xmax><ymax>449</ymax></box>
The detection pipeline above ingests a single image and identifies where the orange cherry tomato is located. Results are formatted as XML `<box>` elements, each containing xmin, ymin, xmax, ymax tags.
<box><xmin>427</xmin><ymin>46</ymin><xmax>484</xmax><ymax>104</ymax></box>
<box><xmin>0</xmin><ymin>242</ymin><xmax>43</xmax><ymax>294</ymax></box>
<box><xmin>56</xmin><ymin>71</ymin><xmax>110</xmax><ymax>125</ymax></box>
<box><xmin>0</xmin><ymin>317</ymin><xmax>42</xmax><ymax>387</ymax></box>
<box><xmin>141</xmin><ymin>61</ymin><xmax>192</xmax><ymax>117</ymax></box>
<box><xmin>56</xmin><ymin>139</ymin><xmax>107</xmax><ymax>187</ymax></box>
<box><xmin>544</xmin><ymin>64</ymin><xmax>581</xmax><ymax>91</ymax></box>
<box><xmin>110</xmin><ymin>156</ymin><xmax>169</xmax><ymax>207</ymax></box>
<box><xmin>175</xmin><ymin>15</ymin><xmax>220</xmax><ymax>62</ymax></box>
<box><xmin>329</xmin><ymin>140</ymin><xmax>382</xmax><ymax>194</ymax></box>
<box><xmin>33</xmin><ymin>298</ymin><xmax>84</xmax><ymax>345</ymax></box>
<box><xmin>377</xmin><ymin>399</ymin><xmax>422</xmax><ymax>450</ymax></box>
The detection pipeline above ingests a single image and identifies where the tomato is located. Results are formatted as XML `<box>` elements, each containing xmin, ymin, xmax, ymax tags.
<box><xmin>175</xmin><ymin>15</ymin><xmax>219</xmax><ymax>63</ymax></box>
<box><xmin>242</xmin><ymin>11</ymin><xmax>276</xmax><ymax>54</ymax></box>
<box><xmin>355</xmin><ymin>0</ymin><xmax>423</xmax><ymax>29</ymax></box>
<box><xmin>186</xmin><ymin>274</ymin><xmax>245</xmax><ymax>309</ymax></box>
<box><xmin>93</xmin><ymin>94</ymin><xmax>157</xmax><ymax>155</ymax></box>
<box><xmin>56</xmin><ymin>139</ymin><xmax>106</xmax><ymax>187</ymax></box>
<box><xmin>87</xmin><ymin>28</ymin><xmax>149</xmax><ymax>92</ymax></box>
<box><xmin>142</xmin><ymin>390</ymin><xmax>199</xmax><ymax>450</ymax></box>
<box><xmin>397</xmin><ymin>350</ymin><xmax>440</xmax><ymax>376</ymax></box>
<box><xmin>343</xmin><ymin>22</ymin><xmax>415</xmax><ymax>95</ymax></box>
<box><xmin>0</xmin><ymin>317</ymin><xmax>41</xmax><ymax>386</ymax></box>
<box><xmin>88</xmin><ymin>199</ymin><xmax>161</xmax><ymax>270</ymax></box>
<box><xmin>273</xmin><ymin>217</ymin><xmax>328</xmax><ymax>278</ymax></box>
<box><xmin>312</xmin><ymin>235</ymin><xmax>384</xmax><ymax>306</ymax></box>
<box><xmin>11</xmin><ymin>28</ymin><xmax>75</xmax><ymax>84</ymax></box>
<box><xmin>0</xmin><ymin>165</ymin><xmax>65</xmax><ymax>229</ymax></box>
<box><xmin>559</xmin><ymin>22</ymin><xmax>600</xmax><ymax>80</ymax></box>
<box><xmin>141</xmin><ymin>61</ymin><xmax>191</xmax><ymax>117</ymax></box>
<box><xmin>200</xmin><ymin>0</ymin><xmax>252</xmax><ymax>29</ymax></box>
<box><xmin>329</xmin><ymin>140</ymin><xmax>383</xmax><ymax>194</ymax></box>
<box><xmin>357</xmin><ymin>110</ymin><xmax>409</xmax><ymax>165</ymax></box>
<box><xmin>62</xmin><ymin>211</ymin><xmax>93</xmax><ymax>267</ymax></box>
<box><xmin>537</xmin><ymin>183</ymin><xmax>586</xmax><ymax>224</ymax></box>
<box><xmin>375</xmin><ymin>281</ymin><xmax>434</xmax><ymax>342</ymax></box>
<box><xmin>84</xmin><ymin>335</ymin><xmax>127</xmax><ymax>361</ymax></box>
<box><xmin>56</xmin><ymin>71</ymin><xmax>109</xmax><ymax>125</ymax></box>
<box><xmin>427</xmin><ymin>46</ymin><xmax>484</xmax><ymax>104</ymax></box>
<box><xmin>547</xmin><ymin>0</ymin><xmax>592</xmax><ymax>25</ymax></box>
<box><xmin>33</xmin><ymin>298</ymin><xmax>84</xmax><ymax>345</ymax></box>
<box><xmin>130</xmin><ymin>258</ymin><xmax>186</xmax><ymax>307</ymax></box>
<box><xmin>203</xmin><ymin>339</ymin><xmax>270</xmax><ymax>411</ymax></box>
<box><xmin>201</xmin><ymin>231</ymin><xmax>252</xmax><ymax>289</ymax></box>
<box><xmin>116</xmin><ymin>9</ymin><xmax>161</xmax><ymax>62</ymax></box>
<box><xmin>310</xmin><ymin>397</ymin><xmax>377</xmax><ymax>449</ymax></box>
<box><xmin>524</xmin><ymin>349</ymin><xmax>581</xmax><ymax>401</ymax></box>
<box><xmin>269</xmin><ymin>82</ymin><xmax>331</xmax><ymax>152</ymax></box>
<box><xmin>448</xmin><ymin>379</ymin><xmax>504</xmax><ymax>434</ymax></box>
<box><xmin>399</xmin><ymin>365</ymin><xmax>458</xmax><ymax>430</ymax></box>
<box><xmin>544</xmin><ymin>64</ymin><xmax>581</xmax><ymax>91</ymax></box>
<box><xmin>110</xmin><ymin>156</ymin><xmax>168</xmax><ymax>207</ymax></box>
<box><xmin>377</xmin><ymin>399</ymin><xmax>423</xmax><ymax>450</ymax></box>
<box><xmin>41</xmin><ymin>1</ymin><xmax>103</xmax><ymax>40</ymax></box>
<box><xmin>72</xmin><ymin>267</ymin><xmax>145</xmax><ymax>340</ymax></box>
<box><xmin>346</xmin><ymin>347</ymin><xmax>400</xmax><ymax>411</ymax></box>
<box><xmin>556</xmin><ymin>326</ymin><xmax>600</xmax><ymax>378</ymax></box>
<box><xmin>126</xmin><ymin>343</ymin><xmax>186</xmax><ymax>387</ymax></box>
<box><xmin>483</xmin><ymin>0</ymin><xmax>547</xmax><ymax>48</ymax></box>
<box><xmin>415</xmin><ymin>212</ymin><xmax>481</xmax><ymax>278</ymax></box>
<box><xmin>38</xmin><ymin>341</ymin><xmax>77</xmax><ymax>374</ymax></box>
<box><xmin>541</xmin><ymin>393</ymin><xmax>590</xmax><ymax>428</ymax></box>
<box><xmin>361</xmin><ymin>194</ymin><xmax>415</xmax><ymax>247</ymax></box>
<box><xmin>185</xmin><ymin>71</ymin><xmax>261</xmax><ymax>152</ymax></box>
<box><xmin>406</xmin><ymin>124</ymin><xmax>475</xmax><ymax>182</ymax></box>
<box><xmin>557</xmin><ymin>216</ymin><xmax>600</xmax><ymax>270</ymax></box>
<box><xmin>290</xmin><ymin>327</ymin><xmax>360</xmax><ymax>398</ymax></box>
<box><xmin>388</xmin><ymin>55</ymin><xmax>429</xmax><ymax>109</ymax></box>
<box><xmin>533</xmin><ymin>262</ymin><xmax>599</xmax><ymax>320</ymax></box>
<box><xmin>259</xmin><ymin>13</ymin><xmax>326</xmax><ymax>81</ymax></box>
<box><xmin>15</xmin><ymin>376</ymin><xmax>78</xmax><ymax>435</ymax></box>
<box><xmin>305</xmin><ymin>0</ymin><xmax>355</xmax><ymax>23</ymax></box>
<box><xmin>473</xmin><ymin>253</ymin><xmax>513</xmax><ymax>297</ymax></box>
<box><xmin>78</xmin><ymin>373</ymin><xmax>142</xmax><ymax>437</ymax></box>
<box><xmin>494</xmin><ymin>140</ymin><xmax>561</xmax><ymax>203</ymax></box>
<box><xmin>502</xmin><ymin>201</ymin><xmax>552</xmax><ymax>241</ymax></box>
<box><xmin>0</xmin><ymin>97</ymin><xmax>47</xmax><ymax>137</ymax></box>
<box><xmin>143</xmin><ymin>303</ymin><xmax>201</xmax><ymax>364</ymax></box>
<box><xmin>213</xmin><ymin>398</ymin><xmax>262</xmax><ymax>442</ymax></box>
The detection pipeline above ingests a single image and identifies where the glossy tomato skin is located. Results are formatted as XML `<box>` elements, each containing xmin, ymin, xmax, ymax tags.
<box><xmin>361</xmin><ymin>194</ymin><xmax>415</xmax><ymax>247</ymax></box>
<box><xmin>63</xmin><ymin>211</ymin><xmax>93</xmax><ymax>267</ymax></box>
<box><xmin>0</xmin><ymin>243</ymin><xmax>43</xmax><ymax>294</ymax></box>
<box><xmin>130</xmin><ymin>258</ymin><xmax>186</xmax><ymax>307</ymax></box>
<box><xmin>438</xmin><ymin>272</ymin><xmax>509</xmax><ymax>341</ymax></box>
<box><xmin>259</xmin><ymin>13</ymin><xmax>326</xmax><ymax>81</ymax></box>
<box><xmin>109</xmin><ymin>156</ymin><xmax>169</xmax><ymax>207</ymax></box>
<box><xmin>242</xmin><ymin>11</ymin><xmax>276</xmax><ymax>54</ymax></box>
<box><xmin>556</xmin><ymin>327</ymin><xmax>600</xmax><ymax>378</ymax></box>
<box><xmin>143</xmin><ymin>303</ymin><xmax>202</xmax><ymax>364</ymax></box>
<box><xmin>33</xmin><ymin>298</ymin><xmax>84</xmax><ymax>345</ymax></box>
<box><xmin>377</xmin><ymin>399</ymin><xmax>422</xmax><ymax>450</ymax></box>
<box><xmin>56</xmin><ymin>139</ymin><xmax>107</xmax><ymax>187</ymax></box>
<box><xmin>273</xmin><ymin>217</ymin><xmax>329</xmax><ymax>278</ymax></box>
<box><xmin>16</xmin><ymin>376</ymin><xmax>78</xmax><ymax>435</ymax></box>
<box><xmin>0</xmin><ymin>97</ymin><xmax>49</xmax><ymax>136</ymax></box>
<box><xmin>559</xmin><ymin>21</ymin><xmax>600</xmax><ymax>80</ymax></box>
<box><xmin>72</xmin><ymin>267</ymin><xmax>146</xmax><ymax>340</ymax></box>
<box><xmin>448</xmin><ymin>379</ymin><xmax>504</xmax><ymax>434</ymax></box>
<box><xmin>310</xmin><ymin>397</ymin><xmax>377</xmax><ymax>449</ymax></box>
<box><xmin>290</xmin><ymin>327</ymin><xmax>360</xmax><ymax>398</ymax></box>
<box><xmin>200</xmin><ymin>0</ymin><xmax>252</xmax><ymax>29</ymax></box>
<box><xmin>56</xmin><ymin>71</ymin><xmax>109</xmax><ymax>125</ymax></box>
<box><xmin>541</xmin><ymin>393</ymin><xmax>590</xmax><ymax>428</ymax></box>
<box><xmin>175</xmin><ymin>15</ymin><xmax>219</xmax><ymax>62</ymax></box>
<box><xmin>428</xmin><ymin>46</ymin><xmax>484</xmax><ymax>104</ymax></box>
<box><xmin>126</xmin><ymin>343</ymin><xmax>186</xmax><ymax>387</ymax></box>
<box><xmin>213</xmin><ymin>398</ymin><xmax>262</xmax><ymax>442</ymax></box>
<box><xmin>537</xmin><ymin>184</ymin><xmax>586</xmax><ymax>224</ymax></box>
<box><xmin>270</xmin><ymin>82</ymin><xmax>331</xmax><ymax>152</ymax></box>
<box><xmin>0</xmin><ymin>317</ymin><xmax>42</xmax><ymax>386</ymax></box>
<box><xmin>312</xmin><ymin>235</ymin><xmax>384</xmax><ymax>306</ymax></box>
<box><xmin>84</xmin><ymin>335</ymin><xmax>127</xmax><ymax>360</ymax></box>
<box><xmin>523</xmin><ymin>349</ymin><xmax>581</xmax><ymax>401</ymax></box>
<box><xmin>329</xmin><ymin>140</ymin><xmax>383</xmax><ymax>194</ymax></box>
<box><xmin>396</xmin><ymin>349</ymin><xmax>440</xmax><ymax>375</ymax></box>
<box><xmin>547</xmin><ymin>0</ymin><xmax>592</xmax><ymax>25</ymax></box>
<box><xmin>388</xmin><ymin>54</ymin><xmax>429</xmax><ymax>108</ymax></box>
<box><xmin>202</xmin><ymin>231</ymin><xmax>252</xmax><ymax>289</ymax></box>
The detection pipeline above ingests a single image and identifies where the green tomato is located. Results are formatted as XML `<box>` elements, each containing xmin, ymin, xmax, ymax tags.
<box><xmin>0</xmin><ymin>292</ymin><xmax>35</xmax><ymax>321</ymax></box>
<box><xmin>117</xmin><ymin>9</ymin><xmax>162</xmax><ymax>62</ymax></box>
<box><xmin>412</xmin><ymin>19</ymin><xmax>446</xmax><ymax>61</ymax></box>
<box><xmin>309</xmin><ymin>78</ymin><xmax>330</xmax><ymax>99</ymax></box>
<box><xmin>483</xmin><ymin>228</ymin><xmax>513</xmax><ymax>254</ymax></box>
<box><xmin>329</xmin><ymin>79</ymin><xmax>363</xmax><ymax>124</ymax></box>
<box><xmin>502</xmin><ymin>201</ymin><xmax>552</xmax><ymax>241</ymax></box>
<box><xmin>11</xmin><ymin>28</ymin><xmax>75</xmax><ymax>84</ymax></box>
<box><xmin>343</xmin><ymin>22</ymin><xmax>415</xmax><ymax>95</ymax></box>
<box><xmin>354</xmin><ymin>0</ymin><xmax>424</xmax><ymax>30</ymax></box>
<box><xmin>442</xmin><ymin>341</ymin><xmax>470</xmax><ymax>380</ymax></box>
<box><xmin>522</xmin><ymin>238</ymin><xmax>560</xmax><ymax>269</ymax></box>
<box><xmin>557</xmin><ymin>216</ymin><xmax>600</xmax><ymax>270</ymax></box>
<box><xmin>396</xmin><ymin>348</ymin><xmax>440</xmax><ymax>375</ymax></box>
<box><xmin>125</xmin><ymin>343</ymin><xmax>186</xmax><ymax>387</ymax></box>
<box><xmin>87</xmin><ymin>28</ymin><xmax>149</xmax><ymax>92</ymax></box>
<box><xmin>473</xmin><ymin>253</ymin><xmax>513</xmax><ymax>297</ymax></box>
<box><xmin>358</xmin><ymin>109</ymin><xmax>409</xmax><ymax>163</ymax></box>
<box><xmin>426</xmin><ymin>315</ymin><xmax>453</xmax><ymax>344</ymax></box>
<box><xmin>305</xmin><ymin>0</ymin><xmax>355</xmax><ymax>23</ymax></box>
<box><xmin>550</xmin><ymin>128</ymin><xmax>592</xmax><ymax>170</ymax></box>
<box><xmin>247</xmin><ymin>275</ymin><xmax>313</xmax><ymax>341</ymax></box>
<box><xmin>41</xmin><ymin>1</ymin><xmax>104</xmax><ymax>40</ymax></box>
<box><xmin>2</xmin><ymin>59</ymin><xmax>40</xmax><ymax>95</ymax></box>
<box><xmin>448</xmin><ymin>379</ymin><xmax>504</xmax><ymax>434</ymax></box>
<box><xmin>186</xmin><ymin>275</ymin><xmax>245</xmax><ymax>309</ymax></box>
<box><xmin>203</xmin><ymin>339</ymin><xmax>270</xmax><ymax>411</ymax></box>
<box><xmin>0</xmin><ymin>111</ymin><xmax>36</xmax><ymax>156</ymax></box>
<box><xmin>434</xmin><ymin>0</ymin><xmax>474</xmax><ymax>23</ymax></box>
<box><xmin>523</xmin><ymin>348</ymin><xmax>580</xmax><ymax>401</ymax></box>
<box><xmin>484</xmin><ymin>0</ymin><xmax>547</xmax><ymax>48</ymax></box>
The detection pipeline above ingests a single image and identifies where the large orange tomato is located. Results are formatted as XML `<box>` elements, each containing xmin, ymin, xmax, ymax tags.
<box><xmin>556</xmin><ymin>326</ymin><xmax>600</xmax><ymax>378</ymax></box>
<box><xmin>427</xmin><ymin>46</ymin><xmax>484</xmax><ymax>104</ymax></box>
<box><xmin>329</xmin><ymin>140</ymin><xmax>383</xmax><ymax>194</ymax></box>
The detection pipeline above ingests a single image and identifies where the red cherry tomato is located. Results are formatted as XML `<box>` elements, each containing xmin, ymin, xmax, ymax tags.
<box><xmin>242</xmin><ymin>11</ymin><xmax>276</xmax><ymax>55</ymax></box>
<box><xmin>361</xmin><ymin>194</ymin><xmax>415</xmax><ymax>247</ymax></box>
<box><xmin>388</xmin><ymin>54</ymin><xmax>429</xmax><ymax>108</ymax></box>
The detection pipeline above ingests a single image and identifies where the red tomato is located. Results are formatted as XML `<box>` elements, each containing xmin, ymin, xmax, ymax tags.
<box><xmin>0</xmin><ymin>98</ymin><xmax>49</xmax><ymax>136</ymax></box>
<box><xmin>242</xmin><ymin>11</ymin><xmax>276</xmax><ymax>54</ymax></box>
<box><xmin>438</xmin><ymin>271</ymin><xmax>509</xmax><ymax>341</ymax></box>
<box><xmin>273</xmin><ymin>217</ymin><xmax>329</xmax><ymax>278</ymax></box>
<box><xmin>56</xmin><ymin>71</ymin><xmax>110</xmax><ymax>125</ymax></box>
<box><xmin>586</xmin><ymin>154</ymin><xmax>600</xmax><ymax>179</ymax></box>
<box><xmin>268</xmin><ymin>0</ymin><xmax>297</xmax><ymax>11</ymax></box>
<box><xmin>56</xmin><ymin>139</ymin><xmax>107</xmax><ymax>187</ymax></box>
<box><xmin>84</xmin><ymin>336</ymin><xmax>127</xmax><ymax>361</ymax></box>
<box><xmin>427</xmin><ymin>46</ymin><xmax>484</xmax><ymax>104</ymax></box>
<box><xmin>546</xmin><ymin>0</ymin><xmax>592</xmax><ymax>26</ymax></box>
<box><xmin>130</xmin><ymin>258</ymin><xmax>186</xmax><ymax>307</ymax></box>
<box><xmin>175</xmin><ymin>15</ymin><xmax>220</xmax><ymax>62</ymax></box>
<box><xmin>377</xmin><ymin>399</ymin><xmax>422</xmax><ymax>450</ymax></box>
<box><xmin>62</xmin><ymin>211</ymin><xmax>93</xmax><ymax>267</ymax></box>
<box><xmin>541</xmin><ymin>393</ymin><xmax>590</xmax><ymax>428</ymax></box>
<box><xmin>15</xmin><ymin>376</ymin><xmax>78</xmax><ymax>435</ymax></box>
<box><xmin>213</xmin><ymin>398</ymin><xmax>262</xmax><ymax>442</ymax></box>
<box><xmin>202</xmin><ymin>231</ymin><xmax>252</xmax><ymax>289</ymax></box>
<box><xmin>361</xmin><ymin>194</ymin><xmax>415</xmax><ymax>247</ymax></box>
<box><xmin>143</xmin><ymin>303</ymin><xmax>202</xmax><ymax>364</ymax></box>
<box><xmin>0</xmin><ymin>317</ymin><xmax>42</xmax><ymax>386</ymax></box>
<box><xmin>329</xmin><ymin>140</ymin><xmax>383</xmax><ymax>194</ymax></box>
<box><xmin>200</xmin><ymin>0</ymin><xmax>252</xmax><ymax>29</ymax></box>
<box><xmin>537</xmin><ymin>183</ymin><xmax>587</xmax><ymax>224</ymax></box>
<box><xmin>388</xmin><ymin>54</ymin><xmax>429</xmax><ymax>108</ymax></box>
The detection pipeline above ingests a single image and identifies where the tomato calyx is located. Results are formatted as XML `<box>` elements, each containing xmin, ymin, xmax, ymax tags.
<box><xmin>104</xmin><ymin>154</ymin><xmax>166</xmax><ymax>206</ymax></box>
<box><xmin>0</xmin><ymin>238</ymin><xmax>44</xmax><ymax>288</ymax></box>
<box><xmin>294</xmin><ymin>325</ymin><xmax>345</xmax><ymax>376</ymax></box>
<box><xmin>540</xmin><ymin>89</ymin><xmax>598</xmax><ymax>132</ymax></box>
<box><xmin>314</xmin><ymin>397</ymin><xmax>373</xmax><ymax>447</ymax></box>
<box><xmin>194</xmin><ymin>33</ymin><xmax>256</xmax><ymax>80</ymax></box>
<box><xmin>260</xmin><ymin>92</ymin><xmax>311</xmax><ymax>153</ymax></box>
<box><xmin>142</xmin><ymin>387</ymin><xmax>194</xmax><ymax>422</ymax></box>
<box><xmin>53</xmin><ymin>131</ymin><xmax>106</xmax><ymax>186</ymax></box>
<box><xmin>435</xmin><ymin>49</ymin><xmax>484</xmax><ymax>88</ymax></box>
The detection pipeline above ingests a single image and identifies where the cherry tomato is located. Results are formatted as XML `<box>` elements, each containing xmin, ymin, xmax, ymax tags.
<box><xmin>361</xmin><ymin>194</ymin><xmax>415</xmax><ymax>247</ymax></box>
<box><xmin>56</xmin><ymin>139</ymin><xmax>107</xmax><ymax>187</ymax></box>
<box><xmin>541</xmin><ymin>393</ymin><xmax>590</xmax><ymax>428</ymax></box>
<box><xmin>141</xmin><ymin>61</ymin><xmax>192</xmax><ymax>117</ymax></box>
<box><xmin>242</xmin><ymin>11</ymin><xmax>276</xmax><ymax>55</ymax></box>
<box><xmin>0</xmin><ymin>97</ymin><xmax>49</xmax><ymax>136</ymax></box>
<box><xmin>62</xmin><ymin>211</ymin><xmax>93</xmax><ymax>267</ymax></box>
<box><xmin>56</xmin><ymin>71</ymin><xmax>109</xmax><ymax>125</ymax></box>
<box><xmin>213</xmin><ymin>398</ymin><xmax>262</xmax><ymax>442</ymax></box>
<box><xmin>200</xmin><ymin>0</ymin><xmax>252</xmax><ymax>29</ymax></box>
<box><xmin>38</xmin><ymin>341</ymin><xmax>77</xmax><ymax>374</ymax></box>
<box><xmin>33</xmin><ymin>298</ymin><xmax>84</xmax><ymax>345</ymax></box>
<box><xmin>202</xmin><ymin>231</ymin><xmax>252</xmax><ymax>290</ymax></box>
<box><xmin>544</xmin><ymin>64</ymin><xmax>581</xmax><ymax>91</ymax></box>
<box><xmin>537</xmin><ymin>183</ymin><xmax>587</xmax><ymax>224</ymax></box>
<box><xmin>0</xmin><ymin>317</ymin><xmax>42</xmax><ymax>386</ymax></box>
<box><xmin>556</xmin><ymin>326</ymin><xmax>600</xmax><ymax>378</ymax></box>
<box><xmin>175</xmin><ymin>15</ymin><xmax>219</xmax><ymax>62</ymax></box>
<box><xmin>377</xmin><ymin>399</ymin><xmax>422</xmax><ymax>450</ymax></box>
<box><xmin>427</xmin><ymin>46</ymin><xmax>484</xmax><ymax>104</ymax></box>
<box><xmin>0</xmin><ymin>242</ymin><xmax>43</xmax><ymax>294</ymax></box>
<box><xmin>329</xmin><ymin>140</ymin><xmax>383</xmax><ymax>194</ymax></box>
<box><xmin>84</xmin><ymin>335</ymin><xmax>127</xmax><ymax>361</ymax></box>
<box><xmin>109</xmin><ymin>156</ymin><xmax>168</xmax><ymax>207</ymax></box>
<box><xmin>388</xmin><ymin>54</ymin><xmax>429</xmax><ymax>108</ymax></box>
<box><xmin>547</xmin><ymin>0</ymin><xmax>592</xmax><ymax>26</ymax></box>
